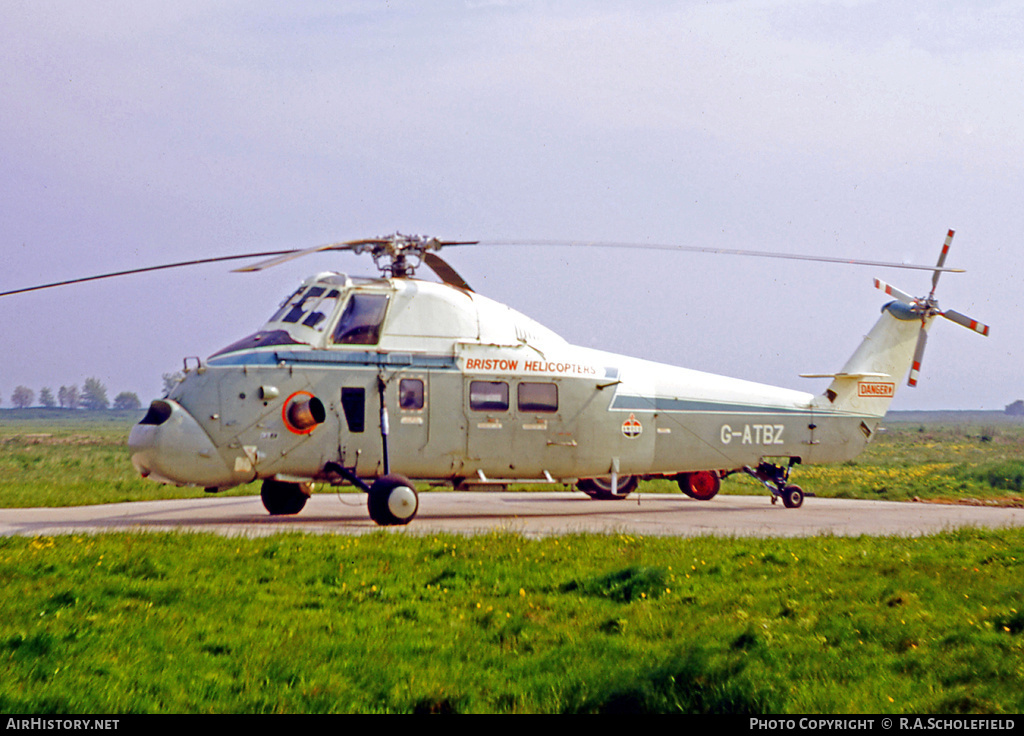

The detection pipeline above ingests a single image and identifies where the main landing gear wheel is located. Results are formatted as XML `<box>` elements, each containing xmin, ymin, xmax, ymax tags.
<box><xmin>261</xmin><ymin>479</ymin><xmax>313</xmax><ymax>515</ymax></box>
<box><xmin>368</xmin><ymin>474</ymin><xmax>419</xmax><ymax>526</ymax></box>
<box><xmin>577</xmin><ymin>475</ymin><xmax>639</xmax><ymax>500</ymax></box>
<box><xmin>782</xmin><ymin>484</ymin><xmax>804</xmax><ymax>509</ymax></box>
<box><xmin>677</xmin><ymin>471</ymin><xmax>721</xmax><ymax>501</ymax></box>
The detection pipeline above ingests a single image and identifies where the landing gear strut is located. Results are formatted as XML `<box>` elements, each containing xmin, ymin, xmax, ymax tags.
<box><xmin>741</xmin><ymin>460</ymin><xmax>806</xmax><ymax>509</ymax></box>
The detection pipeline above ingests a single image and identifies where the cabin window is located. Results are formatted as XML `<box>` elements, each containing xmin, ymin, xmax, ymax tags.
<box><xmin>470</xmin><ymin>381</ymin><xmax>509</xmax><ymax>412</ymax></box>
<box><xmin>341</xmin><ymin>387</ymin><xmax>365</xmax><ymax>433</ymax></box>
<box><xmin>399</xmin><ymin>379</ymin><xmax>424</xmax><ymax>411</ymax></box>
<box><xmin>517</xmin><ymin>382</ymin><xmax>558</xmax><ymax>413</ymax></box>
<box><xmin>332</xmin><ymin>293</ymin><xmax>390</xmax><ymax>345</ymax></box>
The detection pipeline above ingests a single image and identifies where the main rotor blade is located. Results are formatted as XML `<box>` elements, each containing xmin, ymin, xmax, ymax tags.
<box><xmin>908</xmin><ymin>326</ymin><xmax>928</xmax><ymax>387</ymax></box>
<box><xmin>423</xmin><ymin>252</ymin><xmax>474</xmax><ymax>292</ymax></box>
<box><xmin>0</xmin><ymin>251</ymin><xmax>298</xmax><ymax>297</ymax></box>
<box><xmin>476</xmin><ymin>240</ymin><xmax>966</xmax><ymax>273</ymax></box>
<box><xmin>930</xmin><ymin>229</ymin><xmax>955</xmax><ymax>298</ymax></box>
<box><xmin>942</xmin><ymin>309</ymin><xmax>991</xmax><ymax>336</ymax></box>
<box><xmin>0</xmin><ymin>233</ymin><xmax>967</xmax><ymax>298</ymax></box>
<box><xmin>232</xmin><ymin>240</ymin><xmax>364</xmax><ymax>272</ymax></box>
<box><xmin>873</xmin><ymin>278</ymin><xmax>916</xmax><ymax>305</ymax></box>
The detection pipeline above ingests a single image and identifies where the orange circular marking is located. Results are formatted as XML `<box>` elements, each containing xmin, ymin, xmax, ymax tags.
<box><xmin>282</xmin><ymin>390</ymin><xmax>319</xmax><ymax>435</ymax></box>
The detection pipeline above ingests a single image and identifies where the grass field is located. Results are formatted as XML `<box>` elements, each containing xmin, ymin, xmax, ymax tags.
<box><xmin>2</xmin><ymin>409</ymin><xmax>1022</xmax><ymax>508</ymax></box>
<box><xmin>2</xmin><ymin>529</ymin><xmax>1024</xmax><ymax>713</ymax></box>
<box><xmin>0</xmin><ymin>409</ymin><xmax>1023</xmax><ymax>713</ymax></box>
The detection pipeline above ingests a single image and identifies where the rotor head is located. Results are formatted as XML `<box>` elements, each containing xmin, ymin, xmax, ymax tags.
<box><xmin>353</xmin><ymin>233</ymin><xmax>448</xmax><ymax>279</ymax></box>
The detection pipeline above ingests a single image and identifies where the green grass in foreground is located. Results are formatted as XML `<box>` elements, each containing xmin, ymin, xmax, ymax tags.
<box><xmin>1</xmin><ymin>529</ymin><xmax>1023</xmax><ymax>714</ymax></box>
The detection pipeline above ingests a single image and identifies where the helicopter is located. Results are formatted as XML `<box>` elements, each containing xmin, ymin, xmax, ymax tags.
<box><xmin>2</xmin><ymin>231</ymin><xmax>988</xmax><ymax>526</ymax></box>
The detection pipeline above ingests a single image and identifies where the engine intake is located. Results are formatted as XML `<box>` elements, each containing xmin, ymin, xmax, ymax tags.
<box><xmin>283</xmin><ymin>392</ymin><xmax>326</xmax><ymax>434</ymax></box>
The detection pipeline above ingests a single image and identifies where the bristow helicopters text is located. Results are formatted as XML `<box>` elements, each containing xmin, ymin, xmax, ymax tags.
<box><xmin>463</xmin><ymin>358</ymin><xmax>598</xmax><ymax>376</ymax></box>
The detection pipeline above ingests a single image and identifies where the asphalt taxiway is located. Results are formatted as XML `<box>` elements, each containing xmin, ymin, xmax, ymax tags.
<box><xmin>1</xmin><ymin>492</ymin><xmax>1022</xmax><ymax>539</ymax></box>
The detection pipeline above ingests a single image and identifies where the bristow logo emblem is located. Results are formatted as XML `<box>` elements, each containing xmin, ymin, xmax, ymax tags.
<box><xmin>621</xmin><ymin>413</ymin><xmax>643</xmax><ymax>439</ymax></box>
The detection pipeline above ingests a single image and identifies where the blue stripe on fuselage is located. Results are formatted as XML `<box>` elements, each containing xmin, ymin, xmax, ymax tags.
<box><xmin>207</xmin><ymin>349</ymin><xmax>459</xmax><ymax>370</ymax></box>
<box><xmin>611</xmin><ymin>394</ymin><xmax>810</xmax><ymax>414</ymax></box>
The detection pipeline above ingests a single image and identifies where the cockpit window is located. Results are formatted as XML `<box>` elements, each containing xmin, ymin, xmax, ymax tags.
<box><xmin>268</xmin><ymin>287</ymin><xmax>303</xmax><ymax>323</ymax></box>
<box><xmin>332</xmin><ymin>293</ymin><xmax>390</xmax><ymax>345</ymax></box>
<box><xmin>269</xmin><ymin>286</ymin><xmax>341</xmax><ymax>331</ymax></box>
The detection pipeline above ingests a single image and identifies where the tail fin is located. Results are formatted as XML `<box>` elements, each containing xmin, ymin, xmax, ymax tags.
<box><xmin>803</xmin><ymin>230</ymin><xmax>987</xmax><ymax>420</ymax></box>
<box><xmin>805</xmin><ymin>302</ymin><xmax>930</xmax><ymax>418</ymax></box>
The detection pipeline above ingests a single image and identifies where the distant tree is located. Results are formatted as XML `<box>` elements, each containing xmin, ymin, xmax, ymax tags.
<box><xmin>58</xmin><ymin>385</ymin><xmax>80</xmax><ymax>409</ymax></box>
<box><xmin>11</xmin><ymin>386</ymin><xmax>34</xmax><ymax>409</ymax></box>
<box><xmin>39</xmin><ymin>387</ymin><xmax>56</xmax><ymax>409</ymax></box>
<box><xmin>112</xmin><ymin>392</ymin><xmax>142</xmax><ymax>411</ymax></box>
<box><xmin>1007</xmin><ymin>400</ymin><xmax>1024</xmax><ymax>417</ymax></box>
<box><xmin>80</xmin><ymin>377</ymin><xmax>110</xmax><ymax>411</ymax></box>
<box><xmin>162</xmin><ymin>372</ymin><xmax>185</xmax><ymax>395</ymax></box>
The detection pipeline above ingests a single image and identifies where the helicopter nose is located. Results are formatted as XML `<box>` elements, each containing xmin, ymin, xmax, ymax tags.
<box><xmin>129</xmin><ymin>399</ymin><xmax>240</xmax><ymax>489</ymax></box>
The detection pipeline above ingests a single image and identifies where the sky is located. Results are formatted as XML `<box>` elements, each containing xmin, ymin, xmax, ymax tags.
<box><xmin>1</xmin><ymin>0</ymin><xmax>1020</xmax><ymax>411</ymax></box>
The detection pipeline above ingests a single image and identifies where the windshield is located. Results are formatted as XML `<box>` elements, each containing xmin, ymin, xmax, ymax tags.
<box><xmin>332</xmin><ymin>293</ymin><xmax>390</xmax><ymax>345</ymax></box>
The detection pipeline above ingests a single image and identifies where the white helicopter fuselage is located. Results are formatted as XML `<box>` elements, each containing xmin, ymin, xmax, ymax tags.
<box><xmin>128</xmin><ymin>272</ymin><xmax>924</xmax><ymax>495</ymax></box>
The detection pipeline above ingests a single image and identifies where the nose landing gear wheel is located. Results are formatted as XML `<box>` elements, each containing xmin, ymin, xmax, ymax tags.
<box><xmin>261</xmin><ymin>479</ymin><xmax>313</xmax><ymax>515</ymax></box>
<box><xmin>368</xmin><ymin>474</ymin><xmax>419</xmax><ymax>526</ymax></box>
<box><xmin>782</xmin><ymin>484</ymin><xmax>804</xmax><ymax>509</ymax></box>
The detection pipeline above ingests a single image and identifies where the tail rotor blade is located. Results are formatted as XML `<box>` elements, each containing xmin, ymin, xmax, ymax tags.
<box><xmin>873</xmin><ymin>278</ymin><xmax>916</xmax><ymax>305</ymax></box>
<box><xmin>907</xmin><ymin>326</ymin><xmax>928</xmax><ymax>387</ymax></box>
<box><xmin>942</xmin><ymin>309</ymin><xmax>991</xmax><ymax>336</ymax></box>
<box><xmin>930</xmin><ymin>229</ymin><xmax>955</xmax><ymax>297</ymax></box>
